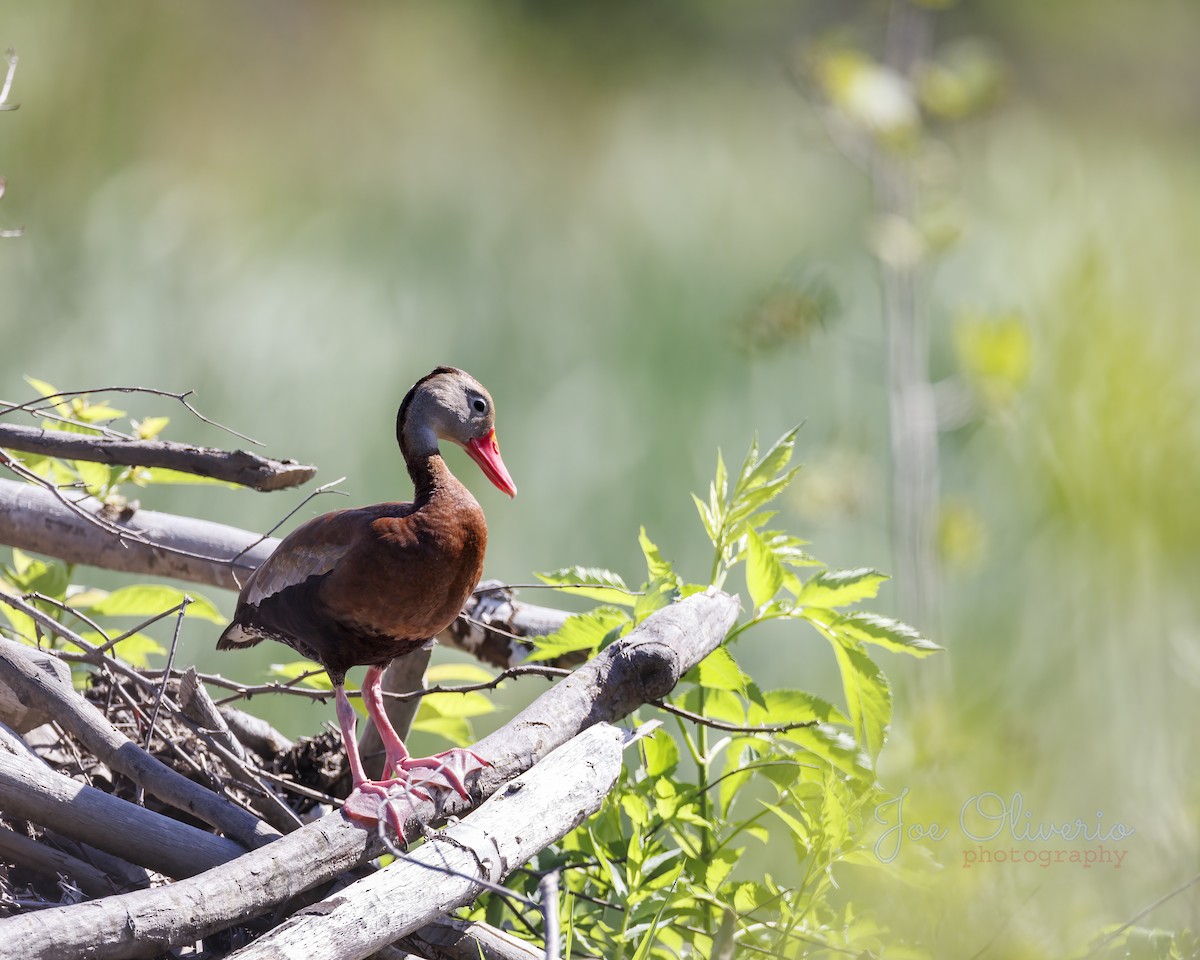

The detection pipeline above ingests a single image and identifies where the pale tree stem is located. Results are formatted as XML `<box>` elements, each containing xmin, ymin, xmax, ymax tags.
<box><xmin>875</xmin><ymin>0</ymin><xmax>942</xmax><ymax>635</ymax></box>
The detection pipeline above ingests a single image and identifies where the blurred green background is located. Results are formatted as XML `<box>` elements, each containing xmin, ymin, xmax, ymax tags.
<box><xmin>2</xmin><ymin>1</ymin><xmax>1198</xmax><ymax>955</ymax></box>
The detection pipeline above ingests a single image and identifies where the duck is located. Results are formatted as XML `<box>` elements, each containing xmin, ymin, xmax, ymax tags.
<box><xmin>217</xmin><ymin>366</ymin><xmax>516</xmax><ymax>834</ymax></box>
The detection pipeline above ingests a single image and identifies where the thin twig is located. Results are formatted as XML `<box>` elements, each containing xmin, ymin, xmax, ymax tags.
<box><xmin>1086</xmin><ymin>871</ymin><xmax>1200</xmax><ymax>955</ymax></box>
<box><xmin>540</xmin><ymin>869</ymin><xmax>562</xmax><ymax>960</ymax></box>
<box><xmin>0</xmin><ymin>49</ymin><xmax>18</xmax><ymax>109</ymax></box>
<box><xmin>226</xmin><ymin>477</ymin><xmax>348</xmax><ymax>572</ymax></box>
<box><xmin>139</xmin><ymin>598</ymin><xmax>190</xmax><ymax>779</ymax></box>
<box><xmin>0</xmin><ymin>386</ymin><xmax>262</xmax><ymax>445</ymax></box>
<box><xmin>651</xmin><ymin>699</ymin><xmax>818</xmax><ymax>735</ymax></box>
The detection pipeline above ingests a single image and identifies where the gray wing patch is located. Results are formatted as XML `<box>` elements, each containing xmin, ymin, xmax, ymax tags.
<box><xmin>243</xmin><ymin>542</ymin><xmax>345</xmax><ymax>607</ymax></box>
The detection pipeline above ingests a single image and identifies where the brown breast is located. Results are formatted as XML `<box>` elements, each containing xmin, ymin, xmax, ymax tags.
<box><xmin>219</xmin><ymin>461</ymin><xmax>488</xmax><ymax>679</ymax></box>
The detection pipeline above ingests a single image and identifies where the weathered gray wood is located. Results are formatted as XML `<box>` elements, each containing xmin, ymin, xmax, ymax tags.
<box><xmin>0</xmin><ymin>422</ymin><xmax>316</xmax><ymax>491</ymax></box>
<box><xmin>0</xmin><ymin>744</ymin><xmax>245</xmax><ymax>879</ymax></box>
<box><xmin>0</xmin><ymin>825</ymin><xmax>117</xmax><ymax>899</ymax></box>
<box><xmin>0</xmin><ymin>480</ymin><xmax>569</xmax><ymax>668</ymax></box>
<box><xmin>399</xmin><ymin>917</ymin><xmax>543</xmax><ymax>960</ymax></box>
<box><xmin>0</xmin><ymin>589</ymin><xmax>739</xmax><ymax>960</ymax></box>
<box><xmin>0</xmin><ymin>639</ymin><xmax>72</xmax><ymax>733</ymax></box>
<box><xmin>178</xmin><ymin>667</ymin><xmax>304</xmax><ymax>834</ymax></box>
<box><xmin>228</xmin><ymin>724</ymin><xmax>625</xmax><ymax>960</ymax></box>
<box><xmin>0</xmin><ymin>478</ymin><xmax>274</xmax><ymax>588</ymax></box>
<box><xmin>0</xmin><ymin>640</ymin><xmax>279</xmax><ymax>850</ymax></box>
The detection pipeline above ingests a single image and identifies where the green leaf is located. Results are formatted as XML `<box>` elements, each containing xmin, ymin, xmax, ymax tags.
<box><xmin>714</xmin><ymin>448</ymin><xmax>728</xmax><ymax>505</ymax></box>
<box><xmin>416</xmin><ymin>690</ymin><xmax>494</xmax><ymax>719</ymax></box>
<box><xmin>0</xmin><ymin>583</ymin><xmax>37</xmax><ymax>642</ymax></box>
<box><xmin>633</xmin><ymin>576</ymin><xmax>678</xmax><ymax>624</ymax></box>
<box><xmin>525</xmin><ymin>606</ymin><xmax>629</xmax><ymax>662</ymax></box>
<box><xmin>425</xmin><ymin>662</ymin><xmax>494</xmax><ymax>684</ymax></box>
<box><xmin>638</xmin><ymin>526</ymin><xmax>675</xmax><ymax>582</ymax></box>
<box><xmin>699</xmin><ymin>849</ymin><xmax>739</xmax><ymax>892</ymax></box>
<box><xmin>73</xmin><ymin>459</ymin><xmax>113</xmax><ymax>495</ymax></box>
<box><xmin>832</xmin><ymin>643</ymin><xmax>893</xmax><ymax>761</ymax></box>
<box><xmin>72</xmin><ymin>401</ymin><xmax>126</xmax><ymax>423</ymax></box>
<box><xmin>409</xmin><ymin>713</ymin><xmax>471</xmax><ymax>747</ymax></box>
<box><xmin>132</xmin><ymin>467</ymin><xmax>241</xmax><ymax>488</ymax></box>
<box><xmin>82</xmin><ymin>584</ymin><xmax>226</xmax><ymax>625</ymax></box>
<box><xmin>133</xmin><ymin>416</ymin><xmax>170</xmax><ymax>440</ymax></box>
<box><xmin>641</xmin><ymin>728</ymin><xmax>679</xmax><ymax>777</ymax></box>
<box><xmin>744</xmin><ymin>528</ymin><xmax>784</xmax><ymax>608</ymax></box>
<box><xmin>760</xmin><ymin>800</ymin><xmax>811</xmax><ymax>848</ymax></box>
<box><xmin>23</xmin><ymin>376</ymin><xmax>68</xmax><ymax>416</ymax></box>
<box><xmin>534</xmin><ymin>567</ymin><xmax>636</xmax><ymax>607</ymax></box>
<box><xmin>836</xmin><ymin>612</ymin><xmax>943</xmax><ymax>657</ymax></box>
<box><xmin>692</xmin><ymin>646</ymin><xmax>748</xmax><ymax>693</ymax></box>
<box><xmin>679</xmin><ymin>686</ymin><xmax>745</xmax><ymax>726</ymax></box>
<box><xmin>819</xmin><ymin>768</ymin><xmax>850</xmax><ymax>850</ymax></box>
<box><xmin>81</xmin><ymin>631</ymin><xmax>165</xmax><ymax>668</ymax></box>
<box><xmin>9</xmin><ymin>547</ymin><xmax>34</xmax><ymax>577</ymax></box>
<box><xmin>748</xmin><ymin>689</ymin><xmax>848</xmax><ymax>727</ymax></box>
<box><xmin>692</xmin><ymin>493</ymin><xmax>717</xmax><ymax>545</ymax></box>
<box><xmin>740</xmin><ymin>426</ymin><xmax>799</xmax><ymax>493</ymax></box>
<box><xmin>797</xmin><ymin>568</ymin><xmax>888</xmax><ymax>607</ymax></box>
<box><xmin>788</xmin><ymin>724</ymin><xmax>874</xmax><ymax>781</ymax></box>
<box><xmin>725</xmin><ymin>470</ymin><xmax>799</xmax><ymax>534</ymax></box>
<box><xmin>717</xmin><ymin>762</ymin><xmax>754</xmax><ymax>819</ymax></box>
<box><xmin>17</xmin><ymin>557</ymin><xmax>69</xmax><ymax>599</ymax></box>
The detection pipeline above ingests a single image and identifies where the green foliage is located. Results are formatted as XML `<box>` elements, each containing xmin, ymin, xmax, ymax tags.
<box><xmin>491</xmin><ymin>429</ymin><xmax>941</xmax><ymax>958</ymax></box>
<box><xmin>0</xmin><ymin>383</ymin><xmax>228</xmax><ymax>671</ymax></box>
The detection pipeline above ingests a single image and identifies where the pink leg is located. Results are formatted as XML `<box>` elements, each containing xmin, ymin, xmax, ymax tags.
<box><xmin>360</xmin><ymin>664</ymin><xmax>411</xmax><ymax>775</ymax></box>
<box><xmin>334</xmin><ymin>682</ymin><xmax>369</xmax><ymax>785</ymax></box>
<box><xmin>360</xmin><ymin>664</ymin><xmax>490</xmax><ymax>801</ymax></box>
<box><xmin>335</xmin><ymin>681</ymin><xmax>423</xmax><ymax>839</ymax></box>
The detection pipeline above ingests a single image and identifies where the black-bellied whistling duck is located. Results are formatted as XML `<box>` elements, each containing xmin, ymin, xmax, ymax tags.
<box><xmin>217</xmin><ymin>367</ymin><xmax>516</xmax><ymax>833</ymax></box>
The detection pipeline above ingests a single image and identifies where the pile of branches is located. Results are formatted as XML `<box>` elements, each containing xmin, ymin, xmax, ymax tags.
<box><xmin>0</xmin><ymin>575</ymin><xmax>736</xmax><ymax>960</ymax></box>
<box><xmin>0</xmin><ymin>391</ymin><xmax>739</xmax><ymax>959</ymax></box>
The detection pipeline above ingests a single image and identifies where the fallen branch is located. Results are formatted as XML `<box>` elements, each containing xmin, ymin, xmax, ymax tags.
<box><xmin>0</xmin><ymin>480</ymin><xmax>569</xmax><ymax>669</ymax></box>
<box><xmin>0</xmin><ymin>588</ymin><xmax>739</xmax><ymax>959</ymax></box>
<box><xmin>0</xmin><ymin>422</ymin><xmax>316</xmax><ymax>491</ymax></box>
<box><xmin>230</xmin><ymin>724</ymin><xmax>626</xmax><ymax>960</ymax></box>
<box><xmin>0</xmin><ymin>477</ymin><xmax>273</xmax><ymax>587</ymax></box>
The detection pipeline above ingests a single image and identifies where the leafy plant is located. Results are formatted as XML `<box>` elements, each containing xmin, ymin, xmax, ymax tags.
<box><xmin>469</xmin><ymin>427</ymin><xmax>941</xmax><ymax>958</ymax></box>
<box><xmin>0</xmin><ymin>380</ymin><xmax>227</xmax><ymax>667</ymax></box>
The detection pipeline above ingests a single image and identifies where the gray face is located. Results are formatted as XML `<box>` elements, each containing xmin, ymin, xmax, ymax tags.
<box><xmin>400</xmin><ymin>368</ymin><xmax>497</xmax><ymax>454</ymax></box>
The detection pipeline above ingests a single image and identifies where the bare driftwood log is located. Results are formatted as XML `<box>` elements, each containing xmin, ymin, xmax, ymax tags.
<box><xmin>0</xmin><ymin>478</ymin><xmax>274</xmax><ymax>587</ymax></box>
<box><xmin>0</xmin><ymin>589</ymin><xmax>739</xmax><ymax>960</ymax></box>
<box><xmin>0</xmin><ymin>479</ymin><xmax>569</xmax><ymax>668</ymax></box>
<box><xmin>230</xmin><ymin>724</ymin><xmax>626</xmax><ymax>960</ymax></box>
<box><xmin>0</xmin><ymin>422</ymin><xmax>317</xmax><ymax>491</ymax></box>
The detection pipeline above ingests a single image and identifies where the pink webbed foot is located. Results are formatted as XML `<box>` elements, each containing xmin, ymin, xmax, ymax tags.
<box><xmin>341</xmin><ymin>779</ymin><xmax>431</xmax><ymax>842</ymax></box>
<box><xmin>397</xmin><ymin>748</ymin><xmax>491</xmax><ymax>801</ymax></box>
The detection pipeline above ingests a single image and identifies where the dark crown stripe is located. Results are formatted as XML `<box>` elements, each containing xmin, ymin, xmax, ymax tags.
<box><xmin>395</xmin><ymin>366</ymin><xmax>463</xmax><ymax>449</ymax></box>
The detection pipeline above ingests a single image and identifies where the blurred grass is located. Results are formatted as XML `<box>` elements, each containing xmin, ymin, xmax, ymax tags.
<box><xmin>2</xmin><ymin>1</ymin><xmax>1198</xmax><ymax>954</ymax></box>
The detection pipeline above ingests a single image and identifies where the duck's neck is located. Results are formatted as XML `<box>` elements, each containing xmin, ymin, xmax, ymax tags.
<box><xmin>397</xmin><ymin>417</ymin><xmax>449</xmax><ymax>502</ymax></box>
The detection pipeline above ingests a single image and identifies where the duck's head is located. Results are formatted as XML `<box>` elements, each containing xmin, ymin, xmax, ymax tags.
<box><xmin>397</xmin><ymin>366</ymin><xmax>518</xmax><ymax>498</ymax></box>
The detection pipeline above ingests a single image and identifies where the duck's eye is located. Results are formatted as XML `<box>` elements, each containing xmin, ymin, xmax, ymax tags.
<box><xmin>472</xmin><ymin>397</ymin><xmax>488</xmax><ymax>415</ymax></box>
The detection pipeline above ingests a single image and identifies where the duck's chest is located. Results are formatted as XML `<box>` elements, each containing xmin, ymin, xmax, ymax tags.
<box><xmin>322</xmin><ymin>495</ymin><xmax>488</xmax><ymax>641</ymax></box>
